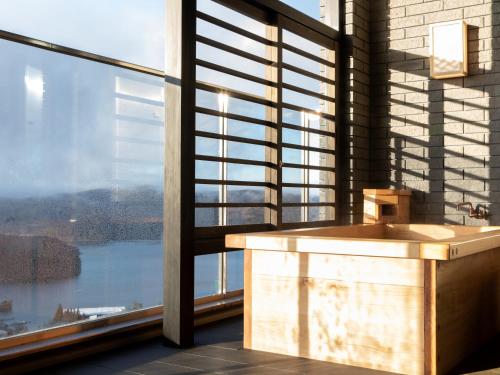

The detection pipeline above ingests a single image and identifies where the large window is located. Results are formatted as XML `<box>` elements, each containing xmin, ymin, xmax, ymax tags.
<box><xmin>0</xmin><ymin>39</ymin><xmax>164</xmax><ymax>338</ymax></box>
<box><xmin>0</xmin><ymin>0</ymin><xmax>338</xmax><ymax>343</ymax></box>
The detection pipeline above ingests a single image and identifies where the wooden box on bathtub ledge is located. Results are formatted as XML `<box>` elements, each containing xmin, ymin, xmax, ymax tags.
<box><xmin>227</xmin><ymin>224</ymin><xmax>500</xmax><ymax>375</ymax></box>
<box><xmin>363</xmin><ymin>188</ymin><xmax>411</xmax><ymax>224</ymax></box>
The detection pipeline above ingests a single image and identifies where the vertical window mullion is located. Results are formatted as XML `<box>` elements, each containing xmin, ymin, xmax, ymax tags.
<box><xmin>276</xmin><ymin>16</ymin><xmax>283</xmax><ymax>228</ymax></box>
<box><xmin>217</xmin><ymin>94</ymin><xmax>228</xmax><ymax>295</ymax></box>
<box><xmin>300</xmin><ymin>111</ymin><xmax>307</xmax><ymax>222</ymax></box>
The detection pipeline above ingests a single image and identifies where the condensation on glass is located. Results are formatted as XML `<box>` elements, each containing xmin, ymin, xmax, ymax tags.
<box><xmin>0</xmin><ymin>39</ymin><xmax>164</xmax><ymax>338</ymax></box>
<box><xmin>0</xmin><ymin>0</ymin><xmax>165</xmax><ymax>70</ymax></box>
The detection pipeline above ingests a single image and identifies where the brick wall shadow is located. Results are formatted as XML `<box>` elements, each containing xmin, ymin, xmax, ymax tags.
<box><xmin>370</xmin><ymin>3</ymin><xmax>498</xmax><ymax>227</ymax></box>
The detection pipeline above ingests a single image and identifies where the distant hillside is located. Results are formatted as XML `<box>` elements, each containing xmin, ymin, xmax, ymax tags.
<box><xmin>0</xmin><ymin>187</ymin><xmax>304</xmax><ymax>243</ymax></box>
<box><xmin>0</xmin><ymin>186</ymin><xmax>163</xmax><ymax>244</ymax></box>
<box><xmin>0</xmin><ymin>234</ymin><xmax>80</xmax><ymax>283</ymax></box>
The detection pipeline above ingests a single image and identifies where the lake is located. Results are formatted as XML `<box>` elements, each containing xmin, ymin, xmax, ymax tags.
<box><xmin>0</xmin><ymin>241</ymin><xmax>243</xmax><ymax>335</ymax></box>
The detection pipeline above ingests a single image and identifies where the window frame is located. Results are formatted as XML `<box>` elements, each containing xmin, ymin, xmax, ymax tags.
<box><xmin>194</xmin><ymin>0</ymin><xmax>343</xmax><ymax>253</ymax></box>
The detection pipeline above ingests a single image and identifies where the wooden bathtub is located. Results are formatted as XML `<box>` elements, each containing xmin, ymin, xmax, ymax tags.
<box><xmin>226</xmin><ymin>224</ymin><xmax>500</xmax><ymax>375</ymax></box>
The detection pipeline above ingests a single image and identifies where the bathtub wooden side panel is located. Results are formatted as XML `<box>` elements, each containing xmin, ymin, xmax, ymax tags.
<box><xmin>436</xmin><ymin>248</ymin><xmax>500</xmax><ymax>375</ymax></box>
<box><xmin>245</xmin><ymin>250</ymin><xmax>425</xmax><ymax>374</ymax></box>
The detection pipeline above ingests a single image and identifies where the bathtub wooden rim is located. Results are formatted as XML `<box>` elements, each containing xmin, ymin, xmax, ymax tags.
<box><xmin>226</xmin><ymin>225</ymin><xmax>500</xmax><ymax>261</ymax></box>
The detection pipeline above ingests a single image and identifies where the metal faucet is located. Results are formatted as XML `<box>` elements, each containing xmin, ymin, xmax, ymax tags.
<box><xmin>456</xmin><ymin>202</ymin><xmax>488</xmax><ymax>219</ymax></box>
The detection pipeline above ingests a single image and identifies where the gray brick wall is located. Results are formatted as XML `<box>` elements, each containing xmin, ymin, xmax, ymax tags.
<box><xmin>370</xmin><ymin>0</ymin><xmax>500</xmax><ymax>225</ymax></box>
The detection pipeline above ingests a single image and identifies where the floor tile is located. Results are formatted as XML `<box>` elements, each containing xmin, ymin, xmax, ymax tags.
<box><xmin>33</xmin><ymin>317</ymin><xmax>500</xmax><ymax>375</ymax></box>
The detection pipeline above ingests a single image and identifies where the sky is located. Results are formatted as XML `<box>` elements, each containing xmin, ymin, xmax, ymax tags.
<box><xmin>280</xmin><ymin>0</ymin><xmax>321</xmax><ymax>20</ymax></box>
<box><xmin>0</xmin><ymin>0</ymin><xmax>326</xmax><ymax>198</ymax></box>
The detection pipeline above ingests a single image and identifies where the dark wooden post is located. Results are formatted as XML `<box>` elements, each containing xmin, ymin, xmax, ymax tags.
<box><xmin>164</xmin><ymin>0</ymin><xmax>197</xmax><ymax>347</ymax></box>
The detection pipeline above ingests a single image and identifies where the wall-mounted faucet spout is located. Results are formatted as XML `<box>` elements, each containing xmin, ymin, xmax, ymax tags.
<box><xmin>456</xmin><ymin>202</ymin><xmax>488</xmax><ymax>220</ymax></box>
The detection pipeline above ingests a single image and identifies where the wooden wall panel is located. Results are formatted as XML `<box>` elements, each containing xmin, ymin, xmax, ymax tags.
<box><xmin>163</xmin><ymin>0</ymin><xmax>197</xmax><ymax>346</ymax></box>
<box><xmin>247</xmin><ymin>250</ymin><xmax>425</xmax><ymax>374</ymax></box>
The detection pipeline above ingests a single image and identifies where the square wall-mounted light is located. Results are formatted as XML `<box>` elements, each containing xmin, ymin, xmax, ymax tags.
<box><xmin>429</xmin><ymin>20</ymin><xmax>468</xmax><ymax>79</ymax></box>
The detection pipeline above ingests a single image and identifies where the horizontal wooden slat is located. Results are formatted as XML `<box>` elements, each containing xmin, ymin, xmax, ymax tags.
<box><xmin>196</xmin><ymin>223</ymin><xmax>275</xmax><ymax>240</ymax></box>
<box><xmin>242</xmin><ymin>0</ymin><xmax>340</xmax><ymax>41</ymax></box>
<box><xmin>282</xmin><ymin>202</ymin><xmax>335</xmax><ymax>207</ymax></box>
<box><xmin>281</xmin><ymin>102</ymin><xmax>335</xmax><ymax>121</ymax></box>
<box><xmin>283</xmin><ymin>42</ymin><xmax>335</xmax><ymax>68</ymax></box>
<box><xmin>195</xmin><ymin>107</ymin><xmax>276</xmax><ymax>128</ymax></box>
<box><xmin>282</xmin><ymin>62</ymin><xmax>335</xmax><ymax>86</ymax></box>
<box><xmin>196</xmin><ymin>10</ymin><xmax>276</xmax><ymax>47</ymax></box>
<box><xmin>282</xmin><ymin>82</ymin><xmax>335</xmax><ymax>103</ymax></box>
<box><xmin>197</xmin><ymin>58</ymin><xmax>277</xmax><ymax>88</ymax></box>
<box><xmin>250</xmin><ymin>250</ymin><xmax>425</xmax><ymax>286</ymax></box>
<box><xmin>282</xmin><ymin>122</ymin><xmax>335</xmax><ymax>137</ymax></box>
<box><xmin>196</xmin><ymin>35</ymin><xmax>275</xmax><ymax>66</ymax></box>
<box><xmin>196</xmin><ymin>82</ymin><xmax>276</xmax><ymax>107</ymax></box>
<box><xmin>282</xmin><ymin>183</ymin><xmax>335</xmax><ymax>189</ymax></box>
<box><xmin>195</xmin><ymin>179</ymin><xmax>276</xmax><ymax>188</ymax></box>
<box><xmin>282</xmin><ymin>142</ymin><xmax>335</xmax><ymax>154</ymax></box>
<box><xmin>195</xmin><ymin>155</ymin><xmax>276</xmax><ymax>169</ymax></box>
<box><xmin>196</xmin><ymin>130</ymin><xmax>276</xmax><ymax>148</ymax></box>
<box><xmin>281</xmin><ymin>162</ymin><xmax>334</xmax><ymax>172</ymax></box>
<box><xmin>195</xmin><ymin>202</ymin><xmax>275</xmax><ymax>208</ymax></box>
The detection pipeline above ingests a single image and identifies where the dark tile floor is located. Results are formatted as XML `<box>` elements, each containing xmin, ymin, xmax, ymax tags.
<box><xmin>34</xmin><ymin>317</ymin><xmax>500</xmax><ymax>375</ymax></box>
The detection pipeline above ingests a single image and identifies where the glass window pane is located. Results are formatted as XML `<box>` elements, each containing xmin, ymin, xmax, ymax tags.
<box><xmin>196</xmin><ymin>113</ymin><xmax>269</xmax><ymax>141</ymax></box>
<box><xmin>227</xmin><ymin>208</ymin><xmax>267</xmax><ymax>225</ymax></box>
<box><xmin>309</xmin><ymin>188</ymin><xmax>335</xmax><ymax>203</ymax></box>
<box><xmin>227</xmin><ymin>142</ymin><xmax>266</xmax><ymax>162</ymax></box>
<box><xmin>197</xmin><ymin>0</ymin><xmax>266</xmax><ymax>38</ymax></box>
<box><xmin>227</xmin><ymin>164</ymin><xmax>266</xmax><ymax>182</ymax></box>
<box><xmin>283</xmin><ymin>29</ymin><xmax>326</xmax><ymax>57</ymax></box>
<box><xmin>309</xmin><ymin>206</ymin><xmax>335</xmax><ymax>221</ymax></box>
<box><xmin>280</xmin><ymin>0</ymin><xmax>321</xmax><ymax>20</ymax></box>
<box><xmin>282</xmin><ymin>187</ymin><xmax>302</xmax><ymax>203</ymax></box>
<box><xmin>197</xmin><ymin>42</ymin><xmax>266</xmax><ymax>78</ymax></box>
<box><xmin>195</xmin><ymin>208</ymin><xmax>220</xmax><ymax>227</ymax></box>
<box><xmin>283</xmin><ymin>148</ymin><xmax>304</xmax><ymax>165</ymax></box>
<box><xmin>195</xmin><ymin>160</ymin><xmax>220</xmax><ymax>180</ymax></box>
<box><xmin>196</xmin><ymin>19</ymin><xmax>268</xmax><ymax>59</ymax></box>
<box><xmin>196</xmin><ymin>89</ymin><xmax>272</xmax><ymax>121</ymax></box>
<box><xmin>282</xmin><ymin>167</ymin><xmax>304</xmax><ymax>184</ymax></box>
<box><xmin>283</xmin><ymin>88</ymin><xmax>334</xmax><ymax>115</ymax></box>
<box><xmin>226</xmin><ymin>251</ymin><xmax>244</xmax><ymax>291</ymax></box>
<box><xmin>310</xmin><ymin>170</ymin><xmax>335</xmax><ymax>185</ymax></box>
<box><xmin>283</xmin><ymin>69</ymin><xmax>328</xmax><ymax>94</ymax></box>
<box><xmin>283</xmin><ymin>49</ymin><xmax>323</xmax><ymax>75</ymax></box>
<box><xmin>282</xmin><ymin>128</ymin><xmax>302</xmax><ymax>145</ymax></box>
<box><xmin>282</xmin><ymin>207</ymin><xmax>302</xmax><ymax>223</ymax></box>
<box><xmin>227</xmin><ymin>120</ymin><xmax>268</xmax><ymax>141</ymax></box>
<box><xmin>195</xmin><ymin>254</ymin><xmax>220</xmax><ymax>298</ymax></box>
<box><xmin>0</xmin><ymin>39</ymin><xmax>164</xmax><ymax>337</ymax></box>
<box><xmin>282</xmin><ymin>108</ymin><xmax>334</xmax><ymax>132</ymax></box>
<box><xmin>227</xmin><ymin>186</ymin><xmax>265</xmax><ymax>203</ymax></box>
<box><xmin>196</xmin><ymin>184</ymin><xmax>220</xmax><ymax>203</ymax></box>
<box><xmin>196</xmin><ymin>113</ymin><xmax>220</xmax><ymax>133</ymax></box>
<box><xmin>196</xmin><ymin>136</ymin><xmax>220</xmax><ymax>157</ymax></box>
<box><xmin>196</xmin><ymin>66</ymin><xmax>267</xmax><ymax>98</ymax></box>
<box><xmin>0</xmin><ymin>0</ymin><xmax>164</xmax><ymax>70</ymax></box>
